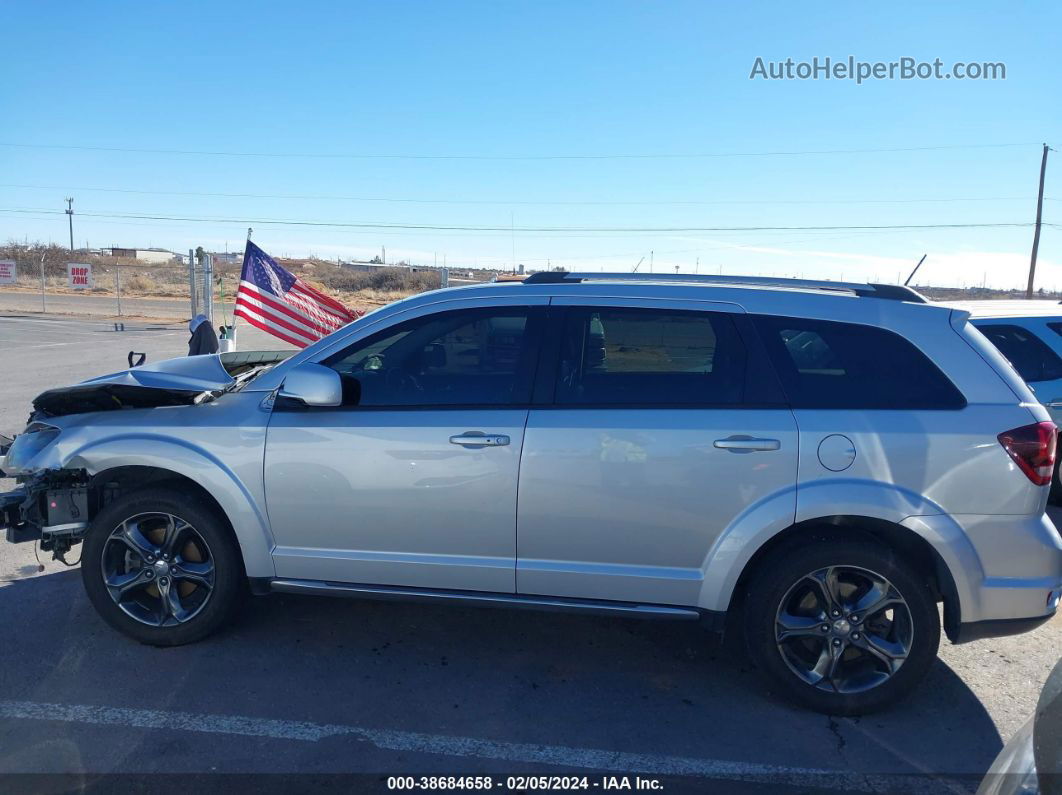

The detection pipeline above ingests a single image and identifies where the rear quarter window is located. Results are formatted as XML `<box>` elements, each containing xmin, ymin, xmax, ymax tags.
<box><xmin>753</xmin><ymin>315</ymin><xmax>966</xmax><ymax>410</ymax></box>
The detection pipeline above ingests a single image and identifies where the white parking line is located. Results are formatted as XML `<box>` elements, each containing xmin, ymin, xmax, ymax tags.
<box><xmin>0</xmin><ymin>317</ymin><xmax>105</xmax><ymax>328</ymax></box>
<box><xmin>0</xmin><ymin>700</ymin><xmax>946</xmax><ymax>792</ymax></box>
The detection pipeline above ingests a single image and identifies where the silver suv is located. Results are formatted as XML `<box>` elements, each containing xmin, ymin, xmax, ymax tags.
<box><xmin>3</xmin><ymin>273</ymin><xmax>1061</xmax><ymax>715</ymax></box>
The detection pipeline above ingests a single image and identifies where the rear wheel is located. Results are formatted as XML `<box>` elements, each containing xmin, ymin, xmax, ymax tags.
<box><xmin>743</xmin><ymin>536</ymin><xmax>940</xmax><ymax>715</ymax></box>
<box><xmin>81</xmin><ymin>487</ymin><xmax>244</xmax><ymax>646</ymax></box>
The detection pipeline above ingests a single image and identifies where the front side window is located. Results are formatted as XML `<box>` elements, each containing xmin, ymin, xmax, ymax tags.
<box><xmin>554</xmin><ymin>307</ymin><xmax>747</xmax><ymax>405</ymax></box>
<box><xmin>977</xmin><ymin>323</ymin><xmax>1062</xmax><ymax>383</ymax></box>
<box><xmin>753</xmin><ymin>315</ymin><xmax>966</xmax><ymax>410</ymax></box>
<box><xmin>325</xmin><ymin>307</ymin><xmax>537</xmax><ymax>406</ymax></box>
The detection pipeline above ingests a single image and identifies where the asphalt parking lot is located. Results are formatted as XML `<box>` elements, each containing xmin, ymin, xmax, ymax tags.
<box><xmin>0</xmin><ymin>312</ymin><xmax>1059</xmax><ymax>793</ymax></box>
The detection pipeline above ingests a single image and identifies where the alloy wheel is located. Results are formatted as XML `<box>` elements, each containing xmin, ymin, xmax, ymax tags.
<box><xmin>100</xmin><ymin>512</ymin><xmax>216</xmax><ymax>627</ymax></box>
<box><xmin>774</xmin><ymin>565</ymin><xmax>913</xmax><ymax>694</ymax></box>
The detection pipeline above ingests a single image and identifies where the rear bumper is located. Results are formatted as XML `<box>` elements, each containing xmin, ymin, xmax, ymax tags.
<box><xmin>954</xmin><ymin>612</ymin><xmax>1056</xmax><ymax>644</ymax></box>
<box><xmin>951</xmin><ymin>512</ymin><xmax>1062</xmax><ymax>642</ymax></box>
<box><xmin>905</xmin><ymin>512</ymin><xmax>1062</xmax><ymax>642</ymax></box>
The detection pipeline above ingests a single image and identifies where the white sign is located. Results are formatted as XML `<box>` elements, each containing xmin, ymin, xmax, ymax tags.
<box><xmin>67</xmin><ymin>262</ymin><xmax>93</xmax><ymax>289</ymax></box>
<box><xmin>0</xmin><ymin>260</ymin><xmax>15</xmax><ymax>285</ymax></box>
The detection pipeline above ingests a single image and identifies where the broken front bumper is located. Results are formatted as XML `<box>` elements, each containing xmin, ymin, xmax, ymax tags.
<box><xmin>1</xmin><ymin>488</ymin><xmax>39</xmax><ymax>544</ymax></box>
<box><xmin>1</xmin><ymin>473</ymin><xmax>90</xmax><ymax>555</ymax></box>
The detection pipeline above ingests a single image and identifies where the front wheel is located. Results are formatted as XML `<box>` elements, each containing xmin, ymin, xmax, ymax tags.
<box><xmin>81</xmin><ymin>487</ymin><xmax>244</xmax><ymax>646</ymax></box>
<box><xmin>743</xmin><ymin>536</ymin><xmax>940</xmax><ymax>715</ymax></box>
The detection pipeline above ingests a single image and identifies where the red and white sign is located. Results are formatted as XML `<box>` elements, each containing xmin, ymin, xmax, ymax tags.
<box><xmin>0</xmin><ymin>260</ymin><xmax>15</xmax><ymax>285</ymax></box>
<box><xmin>67</xmin><ymin>263</ymin><xmax>93</xmax><ymax>288</ymax></box>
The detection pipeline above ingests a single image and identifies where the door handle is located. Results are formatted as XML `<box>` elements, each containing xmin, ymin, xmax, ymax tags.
<box><xmin>713</xmin><ymin>436</ymin><xmax>781</xmax><ymax>452</ymax></box>
<box><xmin>449</xmin><ymin>432</ymin><xmax>510</xmax><ymax>447</ymax></box>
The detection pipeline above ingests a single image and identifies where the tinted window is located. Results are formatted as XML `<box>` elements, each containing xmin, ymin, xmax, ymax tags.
<box><xmin>555</xmin><ymin>307</ymin><xmax>746</xmax><ymax>405</ymax></box>
<box><xmin>753</xmin><ymin>315</ymin><xmax>965</xmax><ymax>409</ymax></box>
<box><xmin>978</xmin><ymin>324</ymin><xmax>1062</xmax><ymax>383</ymax></box>
<box><xmin>325</xmin><ymin>307</ymin><xmax>537</xmax><ymax>406</ymax></box>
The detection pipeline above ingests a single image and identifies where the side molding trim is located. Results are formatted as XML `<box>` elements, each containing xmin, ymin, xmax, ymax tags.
<box><xmin>270</xmin><ymin>579</ymin><xmax>703</xmax><ymax>620</ymax></box>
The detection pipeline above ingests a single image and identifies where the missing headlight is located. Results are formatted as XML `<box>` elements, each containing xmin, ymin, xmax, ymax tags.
<box><xmin>3</xmin><ymin>424</ymin><xmax>61</xmax><ymax>475</ymax></box>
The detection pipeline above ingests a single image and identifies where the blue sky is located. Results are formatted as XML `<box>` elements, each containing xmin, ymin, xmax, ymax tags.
<box><xmin>2</xmin><ymin>1</ymin><xmax>1060</xmax><ymax>288</ymax></box>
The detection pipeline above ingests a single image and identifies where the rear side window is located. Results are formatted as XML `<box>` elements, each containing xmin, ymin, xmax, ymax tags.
<box><xmin>753</xmin><ymin>315</ymin><xmax>965</xmax><ymax>410</ymax></box>
<box><xmin>555</xmin><ymin>307</ymin><xmax>746</xmax><ymax>405</ymax></box>
<box><xmin>978</xmin><ymin>324</ymin><xmax>1062</xmax><ymax>383</ymax></box>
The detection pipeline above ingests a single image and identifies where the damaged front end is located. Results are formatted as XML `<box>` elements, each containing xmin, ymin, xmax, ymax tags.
<box><xmin>1</xmin><ymin>349</ymin><xmax>293</xmax><ymax>560</ymax></box>
<box><xmin>1</xmin><ymin>468</ymin><xmax>92</xmax><ymax>562</ymax></box>
<box><xmin>1</xmin><ymin>424</ymin><xmax>92</xmax><ymax>559</ymax></box>
<box><xmin>30</xmin><ymin>350</ymin><xmax>292</xmax><ymax>420</ymax></box>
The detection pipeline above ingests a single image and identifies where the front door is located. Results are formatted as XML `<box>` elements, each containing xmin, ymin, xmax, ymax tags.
<box><xmin>516</xmin><ymin>302</ymin><xmax>798</xmax><ymax>606</ymax></box>
<box><xmin>264</xmin><ymin>304</ymin><xmax>545</xmax><ymax>592</ymax></box>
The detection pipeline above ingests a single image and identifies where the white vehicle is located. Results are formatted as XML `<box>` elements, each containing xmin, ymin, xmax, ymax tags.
<box><xmin>3</xmin><ymin>273</ymin><xmax>1061</xmax><ymax>715</ymax></box>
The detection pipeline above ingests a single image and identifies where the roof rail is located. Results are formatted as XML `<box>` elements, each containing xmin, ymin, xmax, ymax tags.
<box><xmin>521</xmin><ymin>271</ymin><xmax>926</xmax><ymax>303</ymax></box>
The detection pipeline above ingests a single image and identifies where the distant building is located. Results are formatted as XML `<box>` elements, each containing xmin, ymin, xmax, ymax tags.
<box><xmin>210</xmin><ymin>252</ymin><xmax>243</xmax><ymax>265</ymax></box>
<box><xmin>339</xmin><ymin>260</ymin><xmax>390</xmax><ymax>272</ymax></box>
<box><xmin>103</xmin><ymin>247</ymin><xmax>185</xmax><ymax>264</ymax></box>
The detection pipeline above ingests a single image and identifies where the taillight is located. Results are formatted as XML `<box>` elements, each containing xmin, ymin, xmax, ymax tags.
<box><xmin>998</xmin><ymin>422</ymin><xmax>1058</xmax><ymax>486</ymax></box>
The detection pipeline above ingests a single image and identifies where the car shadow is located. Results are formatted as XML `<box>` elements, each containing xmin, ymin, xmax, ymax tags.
<box><xmin>0</xmin><ymin>569</ymin><xmax>1000</xmax><ymax>787</ymax></box>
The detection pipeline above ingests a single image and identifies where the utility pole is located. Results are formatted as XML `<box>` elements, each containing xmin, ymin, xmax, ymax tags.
<box><xmin>650</xmin><ymin>250</ymin><xmax>654</xmax><ymax>273</ymax></box>
<box><xmin>39</xmin><ymin>252</ymin><xmax>46</xmax><ymax>312</ymax></box>
<box><xmin>189</xmin><ymin>248</ymin><xmax>198</xmax><ymax>318</ymax></box>
<box><xmin>64</xmin><ymin>197</ymin><xmax>74</xmax><ymax>249</ymax></box>
<box><xmin>1026</xmin><ymin>144</ymin><xmax>1050</xmax><ymax>298</ymax></box>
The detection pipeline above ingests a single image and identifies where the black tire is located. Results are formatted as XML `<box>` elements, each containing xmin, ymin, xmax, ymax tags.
<box><xmin>81</xmin><ymin>486</ymin><xmax>244</xmax><ymax>646</ymax></box>
<box><xmin>743</xmin><ymin>535</ymin><xmax>940</xmax><ymax>715</ymax></box>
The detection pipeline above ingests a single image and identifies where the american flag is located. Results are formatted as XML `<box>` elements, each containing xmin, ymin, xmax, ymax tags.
<box><xmin>234</xmin><ymin>241</ymin><xmax>362</xmax><ymax>348</ymax></box>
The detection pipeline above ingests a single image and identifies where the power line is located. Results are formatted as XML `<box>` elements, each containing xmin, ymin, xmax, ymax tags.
<box><xmin>0</xmin><ymin>207</ymin><xmax>1050</xmax><ymax>234</ymax></box>
<box><xmin>0</xmin><ymin>211</ymin><xmax>942</xmax><ymax>250</ymax></box>
<box><xmin>0</xmin><ymin>141</ymin><xmax>1043</xmax><ymax>161</ymax></box>
<box><xmin>0</xmin><ymin>183</ymin><xmax>1049</xmax><ymax>207</ymax></box>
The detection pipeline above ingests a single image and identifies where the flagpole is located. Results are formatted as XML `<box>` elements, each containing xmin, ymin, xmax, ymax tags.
<box><xmin>229</xmin><ymin>228</ymin><xmax>253</xmax><ymax>348</ymax></box>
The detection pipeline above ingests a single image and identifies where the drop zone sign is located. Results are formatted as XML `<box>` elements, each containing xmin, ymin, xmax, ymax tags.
<box><xmin>67</xmin><ymin>263</ymin><xmax>93</xmax><ymax>288</ymax></box>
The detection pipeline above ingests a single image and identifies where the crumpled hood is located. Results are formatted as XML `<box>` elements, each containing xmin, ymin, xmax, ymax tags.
<box><xmin>30</xmin><ymin>351</ymin><xmax>293</xmax><ymax>419</ymax></box>
<box><xmin>77</xmin><ymin>354</ymin><xmax>236</xmax><ymax>393</ymax></box>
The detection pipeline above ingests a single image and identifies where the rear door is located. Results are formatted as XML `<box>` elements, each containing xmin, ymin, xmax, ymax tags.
<box><xmin>516</xmin><ymin>298</ymin><xmax>799</xmax><ymax>606</ymax></box>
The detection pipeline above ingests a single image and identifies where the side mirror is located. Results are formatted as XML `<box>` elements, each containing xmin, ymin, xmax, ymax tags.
<box><xmin>279</xmin><ymin>363</ymin><xmax>344</xmax><ymax>407</ymax></box>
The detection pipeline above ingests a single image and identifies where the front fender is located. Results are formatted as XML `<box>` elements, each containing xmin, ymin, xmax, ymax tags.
<box><xmin>60</xmin><ymin>434</ymin><xmax>275</xmax><ymax>578</ymax></box>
